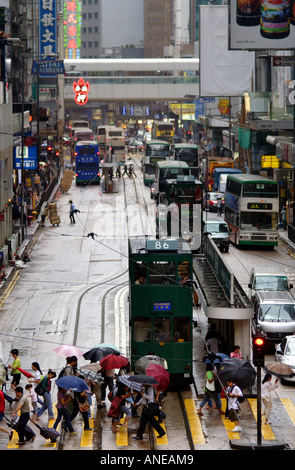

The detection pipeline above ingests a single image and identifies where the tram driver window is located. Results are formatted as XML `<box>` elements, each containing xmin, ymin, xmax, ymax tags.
<box><xmin>134</xmin><ymin>317</ymin><xmax>151</xmax><ymax>343</ymax></box>
<box><xmin>153</xmin><ymin>318</ymin><xmax>171</xmax><ymax>342</ymax></box>
<box><xmin>149</xmin><ymin>261</ymin><xmax>175</xmax><ymax>284</ymax></box>
<box><xmin>173</xmin><ymin>317</ymin><xmax>190</xmax><ymax>342</ymax></box>
<box><xmin>134</xmin><ymin>262</ymin><xmax>147</xmax><ymax>285</ymax></box>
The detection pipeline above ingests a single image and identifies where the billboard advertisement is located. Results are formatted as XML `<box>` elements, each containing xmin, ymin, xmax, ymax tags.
<box><xmin>200</xmin><ymin>6</ymin><xmax>255</xmax><ymax>97</ymax></box>
<box><xmin>229</xmin><ymin>0</ymin><xmax>295</xmax><ymax>50</ymax></box>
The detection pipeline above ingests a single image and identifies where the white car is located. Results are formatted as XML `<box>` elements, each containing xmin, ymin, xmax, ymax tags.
<box><xmin>275</xmin><ymin>335</ymin><xmax>295</xmax><ymax>383</ymax></box>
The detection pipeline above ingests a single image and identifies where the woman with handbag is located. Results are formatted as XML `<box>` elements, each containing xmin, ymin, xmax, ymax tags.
<box><xmin>53</xmin><ymin>387</ymin><xmax>75</xmax><ymax>434</ymax></box>
<box><xmin>197</xmin><ymin>364</ymin><xmax>224</xmax><ymax>417</ymax></box>
<box><xmin>110</xmin><ymin>382</ymin><xmax>135</xmax><ymax>432</ymax></box>
<box><xmin>70</xmin><ymin>391</ymin><xmax>92</xmax><ymax>431</ymax></box>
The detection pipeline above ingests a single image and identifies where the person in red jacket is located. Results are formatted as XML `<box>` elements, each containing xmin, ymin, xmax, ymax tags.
<box><xmin>0</xmin><ymin>390</ymin><xmax>12</xmax><ymax>440</ymax></box>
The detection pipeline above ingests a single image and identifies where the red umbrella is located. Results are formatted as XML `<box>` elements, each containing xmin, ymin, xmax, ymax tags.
<box><xmin>16</xmin><ymin>367</ymin><xmax>33</xmax><ymax>378</ymax></box>
<box><xmin>99</xmin><ymin>354</ymin><xmax>129</xmax><ymax>370</ymax></box>
<box><xmin>146</xmin><ymin>364</ymin><xmax>170</xmax><ymax>391</ymax></box>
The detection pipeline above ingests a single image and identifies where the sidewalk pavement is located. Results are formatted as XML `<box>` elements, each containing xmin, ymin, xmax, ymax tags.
<box><xmin>0</xmin><ymin>180</ymin><xmax>61</xmax><ymax>293</ymax></box>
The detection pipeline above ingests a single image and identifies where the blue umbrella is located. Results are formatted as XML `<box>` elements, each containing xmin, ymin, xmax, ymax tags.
<box><xmin>202</xmin><ymin>353</ymin><xmax>230</xmax><ymax>364</ymax></box>
<box><xmin>56</xmin><ymin>375</ymin><xmax>90</xmax><ymax>392</ymax></box>
<box><xmin>117</xmin><ymin>375</ymin><xmax>144</xmax><ymax>392</ymax></box>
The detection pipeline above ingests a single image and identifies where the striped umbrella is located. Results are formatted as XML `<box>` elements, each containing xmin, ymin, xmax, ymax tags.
<box><xmin>77</xmin><ymin>367</ymin><xmax>103</xmax><ymax>383</ymax></box>
<box><xmin>117</xmin><ymin>375</ymin><xmax>144</xmax><ymax>392</ymax></box>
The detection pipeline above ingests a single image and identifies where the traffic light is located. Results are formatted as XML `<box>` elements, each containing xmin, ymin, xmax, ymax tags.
<box><xmin>252</xmin><ymin>334</ymin><xmax>267</xmax><ymax>367</ymax></box>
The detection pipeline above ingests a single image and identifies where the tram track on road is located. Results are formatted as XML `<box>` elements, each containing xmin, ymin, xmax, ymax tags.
<box><xmin>60</xmin><ymin>162</ymin><xmax>149</xmax><ymax>450</ymax></box>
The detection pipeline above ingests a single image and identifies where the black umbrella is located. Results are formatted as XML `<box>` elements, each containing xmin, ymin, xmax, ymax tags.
<box><xmin>83</xmin><ymin>347</ymin><xmax>120</xmax><ymax>363</ymax></box>
<box><xmin>218</xmin><ymin>358</ymin><xmax>256</xmax><ymax>390</ymax></box>
<box><xmin>127</xmin><ymin>374</ymin><xmax>158</xmax><ymax>385</ymax></box>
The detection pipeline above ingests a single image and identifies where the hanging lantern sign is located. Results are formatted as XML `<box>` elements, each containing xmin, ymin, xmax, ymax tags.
<box><xmin>73</xmin><ymin>78</ymin><xmax>89</xmax><ymax>106</ymax></box>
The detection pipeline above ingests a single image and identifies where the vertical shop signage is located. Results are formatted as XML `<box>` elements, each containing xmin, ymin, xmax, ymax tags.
<box><xmin>39</xmin><ymin>0</ymin><xmax>57</xmax><ymax>59</ymax></box>
<box><xmin>63</xmin><ymin>1</ymin><xmax>82</xmax><ymax>59</ymax></box>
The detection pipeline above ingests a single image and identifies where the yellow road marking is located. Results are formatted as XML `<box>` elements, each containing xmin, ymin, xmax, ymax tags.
<box><xmin>221</xmin><ymin>398</ymin><xmax>240</xmax><ymax>440</ymax></box>
<box><xmin>153</xmin><ymin>418</ymin><xmax>168</xmax><ymax>445</ymax></box>
<box><xmin>280</xmin><ymin>398</ymin><xmax>295</xmax><ymax>426</ymax></box>
<box><xmin>184</xmin><ymin>398</ymin><xmax>206</xmax><ymax>445</ymax></box>
<box><xmin>248</xmin><ymin>398</ymin><xmax>276</xmax><ymax>440</ymax></box>
<box><xmin>116</xmin><ymin>416</ymin><xmax>128</xmax><ymax>447</ymax></box>
<box><xmin>0</xmin><ymin>271</ymin><xmax>20</xmax><ymax>308</ymax></box>
<box><xmin>81</xmin><ymin>407</ymin><xmax>94</xmax><ymax>448</ymax></box>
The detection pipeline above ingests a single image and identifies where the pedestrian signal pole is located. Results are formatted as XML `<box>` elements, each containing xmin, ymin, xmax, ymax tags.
<box><xmin>252</xmin><ymin>333</ymin><xmax>267</xmax><ymax>446</ymax></box>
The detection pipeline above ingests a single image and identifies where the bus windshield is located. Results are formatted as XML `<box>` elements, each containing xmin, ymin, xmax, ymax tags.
<box><xmin>240</xmin><ymin>212</ymin><xmax>278</xmax><ymax>230</ymax></box>
<box><xmin>242</xmin><ymin>183</ymin><xmax>278</xmax><ymax>198</ymax></box>
<box><xmin>146</xmin><ymin>144</ymin><xmax>170</xmax><ymax>156</ymax></box>
<box><xmin>175</xmin><ymin>148</ymin><xmax>198</xmax><ymax>166</ymax></box>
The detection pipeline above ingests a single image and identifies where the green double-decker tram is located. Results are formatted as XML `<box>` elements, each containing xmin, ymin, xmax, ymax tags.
<box><xmin>129</xmin><ymin>236</ymin><xmax>194</xmax><ymax>388</ymax></box>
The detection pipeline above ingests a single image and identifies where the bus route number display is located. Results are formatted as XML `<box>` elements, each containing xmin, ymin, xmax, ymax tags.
<box><xmin>247</xmin><ymin>203</ymin><xmax>272</xmax><ymax>210</ymax></box>
<box><xmin>146</xmin><ymin>240</ymin><xmax>178</xmax><ymax>252</ymax></box>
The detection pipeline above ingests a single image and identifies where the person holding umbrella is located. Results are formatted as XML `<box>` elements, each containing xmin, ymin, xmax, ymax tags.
<box><xmin>226</xmin><ymin>377</ymin><xmax>243</xmax><ymax>432</ymax></box>
<box><xmin>197</xmin><ymin>363</ymin><xmax>224</xmax><ymax>417</ymax></box>
<box><xmin>133</xmin><ymin>383</ymin><xmax>166</xmax><ymax>440</ymax></box>
<box><xmin>261</xmin><ymin>373</ymin><xmax>278</xmax><ymax>425</ymax></box>
<box><xmin>52</xmin><ymin>387</ymin><xmax>75</xmax><ymax>434</ymax></box>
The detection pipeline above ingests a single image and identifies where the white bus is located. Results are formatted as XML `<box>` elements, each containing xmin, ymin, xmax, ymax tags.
<box><xmin>97</xmin><ymin>125</ymin><xmax>126</xmax><ymax>162</ymax></box>
<box><xmin>224</xmin><ymin>174</ymin><xmax>279</xmax><ymax>247</ymax></box>
<box><xmin>69</xmin><ymin>119</ymin><xmax>89</xmax><ymax>130</ymax></box>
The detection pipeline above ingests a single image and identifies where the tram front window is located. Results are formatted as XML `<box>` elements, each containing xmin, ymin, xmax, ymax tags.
<box><xmin>153</xmin><ymin>318</ymin><xmax>171</xmax><ymax>342</ymax></box>
<box><xmin>134</xmin><ymin>262</ymin><xmax>147</xmax><ymax>284</ymax></box>
<box><xmin>149</xmin><ymin>261</ymin><xmax>175</xmax><ymax>284</ymax></box>
<box><xmin>134</xmin><ymin>317</ymin><xmax>151</xmax><ymax>342</ymax></box>
<box><xmin>173</xmin><ymin>317</ymin><xmax>190</xmax><ymax>342</ymax></box>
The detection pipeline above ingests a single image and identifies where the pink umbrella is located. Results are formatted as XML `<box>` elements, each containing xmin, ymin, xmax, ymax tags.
<box><xmin>54</xmin><ymin>345</ymin><xmax>84</xmax><ymax>358</ymax></box>
<box><xmin>146</xmin><ymin>364</ymin><xmax>170</xmax><ymax>391</ymax></box>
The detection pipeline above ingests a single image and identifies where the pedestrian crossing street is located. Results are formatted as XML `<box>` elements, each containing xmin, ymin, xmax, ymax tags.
<box><xmin>6</xmin><ymin>397</ymin><xmax>295</xmax><ymax>449</ymax></box>
<box><xmin>185</xmin><ymin>397</ymin><xmax>295</xmax><ymax>446</ymax></box>
<box><xmin>6</xmin><ymin>402</ymin><xmax>94</xmax><ymax>449</ymax></box>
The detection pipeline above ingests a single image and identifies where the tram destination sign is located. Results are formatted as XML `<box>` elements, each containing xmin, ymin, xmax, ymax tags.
<box><xmin>31</xmin><ymin>60</ymin><xmax>65</xmax><ymax>75</ymax></box>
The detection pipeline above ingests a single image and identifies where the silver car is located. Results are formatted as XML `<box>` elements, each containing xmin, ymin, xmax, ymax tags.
<box><xmin>275</xmin><ymin>335</ymin><xmax>295</xmax><ymax>383</ymax></box>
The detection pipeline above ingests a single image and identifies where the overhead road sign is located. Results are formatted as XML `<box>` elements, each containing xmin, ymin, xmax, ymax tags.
<box><xmin>31</xmin><ymin>60</ymin><xmax>65</xmax><ymax>75</ymax></box>
<box><xmin>273</xmin><ymin>57</ymin><xmax>295</xmax><ymax>67</ymax></box>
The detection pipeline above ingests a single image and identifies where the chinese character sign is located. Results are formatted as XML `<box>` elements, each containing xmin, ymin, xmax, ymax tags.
<box><xmin>39</xmin><ymin>0</ymin><xmax>57</xmax><ymax>59</ymax></box>
<box><xmin>73</xmin><ymin>78</ymin><xmax>89</xmax><ymax>105</ymax></box>
<box><xmin>63</xmin><ymin>1</ymin><xmax>82</xmax><ymax>59</ymax></box>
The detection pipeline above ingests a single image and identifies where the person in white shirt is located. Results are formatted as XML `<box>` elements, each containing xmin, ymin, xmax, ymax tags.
<box><xmin>261</xmin><ymin>373</ymin><xmax>278</xmax><ymax>425</ymax></box>
<box><xmin>226</xmin><ymin>377</ymin><xmax>243</xmax><ymax>432</ymax></box>
<box><xmin>133</xmin><ymin>385</ymin><xmax>165</xmax><ymax>440</ymax></box>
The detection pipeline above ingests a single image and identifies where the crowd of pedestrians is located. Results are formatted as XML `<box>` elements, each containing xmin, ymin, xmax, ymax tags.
<box><xmin>0</xmin><ymin>349</ymin><xmax>168</xmax><ymax>445</ymax></box>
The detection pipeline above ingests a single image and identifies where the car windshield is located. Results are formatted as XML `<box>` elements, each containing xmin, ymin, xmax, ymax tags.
<box><xmin>205</xmin><ymin>223</ymin><xmax>229</xmax><ymax>233</ymax></box>
<box><xmin>254</xmin><ymin>276</ymin><xmax>288</xmax><ymax>291</ymax></box>
<box><xmin>259</xmin><ymin>304</ymin><xmax>295</xmax><ymax>322</ymax></box>
<box><xmin>285</xmin><ymin>342</ymin><xmax>295</xmax><ymax>355</ymax></box>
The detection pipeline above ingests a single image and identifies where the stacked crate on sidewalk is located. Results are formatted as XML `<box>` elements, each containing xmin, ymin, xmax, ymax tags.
<box><xmin>60</xmin><ymin>169</ymin><xmax>75</xmax><ymax>193</ymax></box>
<box><xmin>48</xmin><ymin>203</ymin><xmax>61</xmax><ymax>226</ymax></box>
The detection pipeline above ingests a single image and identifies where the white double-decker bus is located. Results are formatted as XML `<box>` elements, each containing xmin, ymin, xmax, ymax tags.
<box><xmin>224</xmin><ymin>174</ymin><xmax>279</xmax><ymax>247</ymax></box>
<box><xmin>97</xmin><ymin>125</ymin><xmax>126</xmax><ymax>162</ymax></box>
